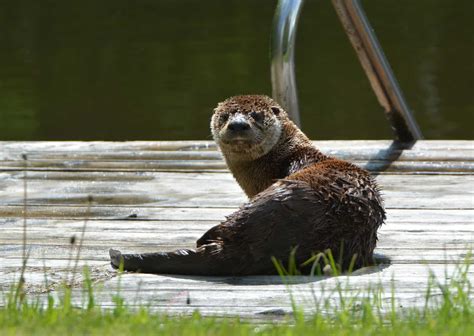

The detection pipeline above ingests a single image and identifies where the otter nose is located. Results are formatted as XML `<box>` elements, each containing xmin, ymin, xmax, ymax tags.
<box><xmin>227</xmin><ymin>120</ymin><xmax>250</xmax><ymax>132</ymax></box>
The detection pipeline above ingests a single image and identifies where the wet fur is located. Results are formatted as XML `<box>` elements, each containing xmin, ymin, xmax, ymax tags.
<box><xmin>110</xmin><ymin>95</ymin><xmax>385</xmax><ymax>275</ymax></box>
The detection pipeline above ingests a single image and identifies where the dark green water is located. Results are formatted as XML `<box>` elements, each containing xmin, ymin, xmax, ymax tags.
<box><xmin>1</xmin><ymin>0</ymin><xmax>472</xmax><ymax>140</ymax></box>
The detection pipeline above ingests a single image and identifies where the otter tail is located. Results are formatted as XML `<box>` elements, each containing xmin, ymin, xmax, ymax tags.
<box><xmin>109</xmin><ymin>246</ymin><xmax>226</xmax><ymax>276</ymax></box>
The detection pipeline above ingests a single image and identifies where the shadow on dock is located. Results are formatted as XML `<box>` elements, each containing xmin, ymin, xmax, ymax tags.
<box><xmin>157</xmin><ymin>261</ymin><xmax>392</xmax><ymax>286</ymax></box>
<box><xmin>364</xmin><ymin>140</ymin><xmax>416</xmax><ymax>176</ymax></box>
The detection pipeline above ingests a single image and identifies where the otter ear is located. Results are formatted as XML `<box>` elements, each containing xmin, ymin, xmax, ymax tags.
<box><xmin>270</xmin><ymin>106</ymin><xmax>281</xmax><ymax>115</ymax></box>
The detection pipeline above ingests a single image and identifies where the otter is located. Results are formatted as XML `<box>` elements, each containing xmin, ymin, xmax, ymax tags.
<box><xmin>109</xmin><ymin>95</ymin><xmax>385</xmax><ymax>275</ymax></box>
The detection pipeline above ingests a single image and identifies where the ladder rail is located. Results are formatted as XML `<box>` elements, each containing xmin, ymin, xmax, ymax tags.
<box><xmin>270</xmin><ymin>0</ymin><xmax>305</xmax><ymax>127</ymax></box>
<box><xmin>270</xmin><ymin>0</ymin><xmax>423</xmax><ymax>141</ymax></box>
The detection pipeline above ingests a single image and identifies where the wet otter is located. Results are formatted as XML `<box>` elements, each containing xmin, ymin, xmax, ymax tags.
<box><xmin>109</xmin><ymin>95</ymin><xmax>385</xmax><ymax>275</ymax></box>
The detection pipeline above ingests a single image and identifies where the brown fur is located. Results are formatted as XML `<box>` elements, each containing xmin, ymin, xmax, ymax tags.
<box><xmin>110</xmin><ymin>95</ymin><xmax>385</xmax><ymax>275</ymax></box>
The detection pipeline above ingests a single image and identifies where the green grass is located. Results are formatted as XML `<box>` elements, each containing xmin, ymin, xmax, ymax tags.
<box><xmin>0</xmin><ymin>291</ymin><xmax>472</xmax><ymax>336</ymax></box>
<box><xmin>1</xmin><ymin>256</ymin><xmax>473</xmax><ymax>336</ymax></box>
<box><xmin>1</xmin><ymin>305</ymin><xmax>472</xmax><ymax>336</ymax></box>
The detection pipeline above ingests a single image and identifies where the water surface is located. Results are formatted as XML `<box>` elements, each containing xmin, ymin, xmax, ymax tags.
<box><xmin>1</xmin><ymin>0</ymin><xmax>472</xmax><ymax>140</ymax></box>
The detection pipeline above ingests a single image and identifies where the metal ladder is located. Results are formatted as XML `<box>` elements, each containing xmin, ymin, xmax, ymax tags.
<box><xmin>270</xmin><ymin>0</ymin><xmax>423</xmax><ymax>142</ymax></box>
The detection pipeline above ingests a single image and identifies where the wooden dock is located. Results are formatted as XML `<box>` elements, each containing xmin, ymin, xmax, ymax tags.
<box><xmin>1</xmin><ymin>140</ymin><xmax>473</xmax><ymax>319</ymax></box>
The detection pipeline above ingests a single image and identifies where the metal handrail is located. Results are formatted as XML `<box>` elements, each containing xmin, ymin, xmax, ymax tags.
<box><xmin>270</xmin><ymin>0</ymin><xmax>304</xmax><ymax>127</ymax></box>
<box><xmin>270</xmin><ymin>0</ymin><xmax>423</xmax><ymax>142</ymax></box>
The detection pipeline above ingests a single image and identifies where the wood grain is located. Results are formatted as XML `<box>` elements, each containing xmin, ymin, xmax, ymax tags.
<box><xmin>0</xmin><ymin>140</ymin><xmax>472</xmax><ymax>318</ymax></box>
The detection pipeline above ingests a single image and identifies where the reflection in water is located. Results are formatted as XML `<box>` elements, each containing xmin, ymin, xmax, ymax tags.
<box><xmin>0</xmin><ymin>0</ymin><xmax>472</xmax><ymax>140</ymax></box>
<box><xmin>415</xmin><ymin>4</ymin><xmax>453</xmax><ymax>137</ymax></box>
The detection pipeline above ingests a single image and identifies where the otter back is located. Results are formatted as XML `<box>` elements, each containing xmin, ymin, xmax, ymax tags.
<box><xmin>109</xmin><ymin>95</ymin><xmax>385</xmax><ymax>275</ymax></box>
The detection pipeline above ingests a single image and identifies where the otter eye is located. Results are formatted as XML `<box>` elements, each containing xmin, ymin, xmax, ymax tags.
<box><xmin>219</xmin><ymin>114</ymin><xmax>229</xmax><ymax>124</ymax></box>
<box><xmin>250</xmin><ymin>111</ymin><xmax>263</xmax><ymax>122</ymax></box>
<box><xmin>270</xmin><ymin>107</ymin><xmax>280</xmax><ymax>115</ymax></box>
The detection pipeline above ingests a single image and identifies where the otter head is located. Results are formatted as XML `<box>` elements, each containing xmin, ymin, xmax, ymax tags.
<box><xmin>211</xmin><ymin>95</ymin><xmax>286</xmax><ymax>161</ymax></box>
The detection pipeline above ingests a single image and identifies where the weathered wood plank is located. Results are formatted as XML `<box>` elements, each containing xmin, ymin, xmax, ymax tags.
<box><xmin>2</xmin><ymin>263</ymin><xmax>472</xmax><ymax>285</ymax></box>
<box><xmin>1</xmin><ymin>210</ymin><xmax>472</xmax><ymax>270</ymax></box>
<box><xmin>1</xmin><ymin>172</ymin><xmax>473</xmax><ymax>209</ymax></box>
<box><xmin>1</xmin><ymin>208</ymin><xmax>472</xmax><ymax>228</ymax></box>
<box><xmin>1</xmin><ymin>147</ymin><xmax>473</xmax><ymax>162</ymax></box>
<box><xmin>1</xmin><ymin>159</ymin><xmax>473</xmax><ymax>173</ymax></box>
<box><xmin>1</xmin><ymin>140</ymin><xmax>473</xmax><ymax>152</ymax></box>
<box><xmin>0</xmin><ymin>140</ymin><xmax>472</xmax><ymax>318</ymax></box>
<box><xmin>2</xmin><ymin>263</ymin><xmax>473</xmax><ymax>319</ymax></box>
<box><xmin>5</xmin><ymin>263</ymin><xmax>472</xmax><ymax>287</ymax></box>
<box><xmin>2</xmin><ymin>220</ymin><xmax>473</xmax><ymax>234</ymax></box>
<box><xmin>0</xmin><ymin>204</ymin><xmax>472</xmax><ymax>221</ymax></box>
<box><xmin>3</xmin><ymin>231</ymin><xmax>472</xmax><ymax>249</ymax></box>
<box><xmin>1</xmin><ymin>248</ymin><xmax>470</xmax><ymax>269</ymax></box>
<box><xmin>1</xmin><ymin>140</ymin><xmax>472</xmax><ymax>173</ymax></box>
<box><xmin>2</xmin><ymin>214</ymin><xmax>473</xmax><ymax>248</ymax></box>
<box><xmin>2</xmin><ymin>243</ymin><xmax>472</xmax><ymax>263</ymax></box>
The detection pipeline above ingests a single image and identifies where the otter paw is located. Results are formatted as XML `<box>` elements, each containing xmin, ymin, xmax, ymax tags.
<box><xmin>109</xmin><ymin>249</ymin><xmax>123</xmax><ymax>269</ymax></box>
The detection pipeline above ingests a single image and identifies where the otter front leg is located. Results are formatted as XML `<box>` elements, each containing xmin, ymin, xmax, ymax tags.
<box><xmin>109</xmin><ymin>243</ymin><xmax>228</xmax><ymax>275</ymax></box>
